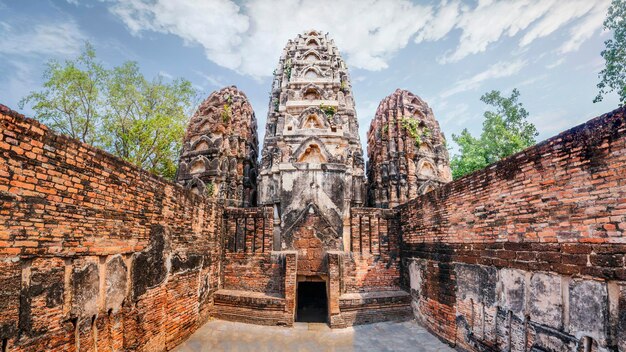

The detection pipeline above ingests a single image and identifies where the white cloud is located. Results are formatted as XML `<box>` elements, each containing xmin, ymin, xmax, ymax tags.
<box><xmin>105</xmin><ymin>0</ymin><xmax>609</xmax><ymax>77</ymax></box>
<box><xmin>111</xmin><ymin>0</ymin><xmax>249</xmax><ymax>69</ymax></box>
<box><xmin>356</xmin><ymin>100</ymin><xmax>380</xmax><ymax>123</ymax></box>
<box><xmin>108</xmin><ymin>0</ymin><xmax>431</xmax><ymax>78</ymax></box>
<box><xmin>529</xmin><ymin>108</ymin><xmax>572</xmax><ymax>137</ymax></box>
<box><xmin>355</xmin><ymin>99</ymin><xmax>380</xmax><ymax>146</ymax></box>
<box><xmin>439</xmin><ymin>0</ymin><xmax>551</xmax><ymax>63</ymax></box>
<box><xmin>0</xmin><ymin>18</ymin><xmax>89</xmax><ymax>114</ymax></box>
<box><xmin>439</xmin><ymin>60</ymin><xmax>526</xmax><ymax>98</ymax></box>
<box><xmin>559</xmin><ymin>0</ymin><xmax>611</xmax><ymax>54</ymax></box>
<box><xmin>546</xmin><ymin>58</ymin><xmax>565</xmax><ymax>69</ymax></box>
<box><xmin>158</xmin><ymin>70</ymin><xmax>173</xmax><ymax>79</ymax></box>
<box><xmin>415</xmin><ymin>0</ymin><xmax>460</xmax><ymax>43</ymax></box>
<box><xmin>0</xmin><ymin>20</ymin><xmax>86</xmax><ymax>57</ymax></box>
<box><xmin>519</xmin><ymin>0</ymin><xmax>596</xmax><ymax>46</ymax></box>
<box><xmin>575</xmin><ymin>55</ymin><xmax>605</xmax><ymax>72</ymax></box>
<box><xmin>438</xmin><ymin>0</ymin><xmax>609</xmax><ymax>63</ymax></box>
<box><xmin>518</xmin><ymin>74</ymin><xmax>547</xmax><ymax>87</ymax></box>
<box><xmin>0</xmin><ymin>58</ymin><xmax>39</xmax><ymax>110</ymax></box>
<box><xmin>438</xmin><ymin>102</ymin><xmax>470</xmax><ymax>126</ymax></box>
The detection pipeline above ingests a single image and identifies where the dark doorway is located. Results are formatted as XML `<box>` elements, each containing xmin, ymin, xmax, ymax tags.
<box><xmin>296</xmin><ymin>281</ymin><xmax>328</xmax><ymax>323</ymax></box>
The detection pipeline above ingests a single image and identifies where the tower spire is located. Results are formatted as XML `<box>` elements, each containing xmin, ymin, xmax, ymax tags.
<box><xmin>258</xmin><ymin>30</ymin><xmax>365</xmax><ymax>251</ymax></box>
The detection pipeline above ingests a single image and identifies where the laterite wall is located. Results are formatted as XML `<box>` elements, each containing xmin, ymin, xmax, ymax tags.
<box><xmin>399</xmin><ymin>106</ymin><xmax>626</xmax><ymax>351</ymax></box>
<box><xmin>0</xmin><ymin>105</ymin><xmax>223</xmax><ymax>351</ymax></box>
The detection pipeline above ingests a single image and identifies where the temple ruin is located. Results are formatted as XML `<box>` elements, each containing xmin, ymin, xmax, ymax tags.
<box><xmin>1</xmin><ymin>30</ymin><xmax>625</xmax><ymax>351</ymax></box>
<box><xmin>367</xmin><ymin>89</ymin><xmax>452</xmax><ymax>208</ymax></box>
<box><xmin>176</xmin><ymin>86</ymin><xmax>258</xmax><ymax>207</ymax></box>
<box><xmin>257</xmin><ymin>30</ymin><xmax>366</xmax><ymax>251</ymax></box>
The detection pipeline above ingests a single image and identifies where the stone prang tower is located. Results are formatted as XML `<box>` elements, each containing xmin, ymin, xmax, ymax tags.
<box><xmin>257</xmin><ymin>30</ymin><xmax>366</xmax><ymax>252</ymax></box>
<box><xmin>177</xmin><ymin>86</ymin><xmax>258</xmax><ymax>207</ymax></box>
<box><xmin>366</xmin><ymin>89</ymin><xmax>451</xmax><ymax>208</ymax></box>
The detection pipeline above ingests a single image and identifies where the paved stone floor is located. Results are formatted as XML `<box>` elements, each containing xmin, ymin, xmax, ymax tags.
<box><xmin>174</xmin><ymin>319</ymin><xmax>455</xmax><ymax>352</ymax></box>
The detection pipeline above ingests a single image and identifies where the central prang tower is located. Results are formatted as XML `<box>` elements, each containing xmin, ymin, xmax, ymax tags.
<box><xmin>258</xmin><ymin>30</ymin><xmax>365</xmax><ymax>256</ymax></box>
<box><xmin>177</xmin><ymin>30</ymin><xmax>443</xmax><ymax>328</ymax></box>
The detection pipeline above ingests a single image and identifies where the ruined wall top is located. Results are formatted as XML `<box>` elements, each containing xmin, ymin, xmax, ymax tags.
<box><xmin>367</xmin><ymin>89</ymin><xmax>451</xmax><ymax>208</ymax></box>
<box><xmin>177</xmin><ymin>86</ymin><xmax>258</xmax><ymax>207</ymax></box>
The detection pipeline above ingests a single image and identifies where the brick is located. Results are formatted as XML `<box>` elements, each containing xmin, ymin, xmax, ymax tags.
<box><xmin>561</xmin><ymin>254</ymin><xmax>587</xmax><ymax>266</ymax></box>
<box><xmin>590</xmin><ymin>254</ymin><xmax>624</xmax><ymax>267</ymax></box>
<box><xmin>537</xmin><ymin>252</ymin><xmax>561</xmax><ymax>263</ymax></box>
<box><xmin>562</xmin><ymin>243</ymin><xmax>593</xmax><ymax>254</ymax></box>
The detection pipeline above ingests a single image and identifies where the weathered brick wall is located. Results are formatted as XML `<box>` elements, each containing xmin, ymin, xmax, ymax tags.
<box><xmin>217</xmin><ymin>207</ymin><xmax>296</xmax><ymax>326</ymax></box>
<box><xmin>222</xmin><ymin>253</ymin><xmax>284</xmax><ymax>294</ymax></box>
<box><xmin>289</xmin><ymin>207</ymin><xmax>342</xmax><ymax>276</ymax></box>
<box><xmin>221</xmin><ymin>207</ymin><xmax>282</xmax><ymax>293</ymax></box>
<box><xmin>0</xmin><ymin>105</ymin><xmax>223</xmax><ymax>351</ymax></box>
<box><xmin>223</xmin><ymin>207</ymin><xmax>273</xmax><ymax>254</ymax></box>
<box><xmin>324</xmin><ymin>209</ymin><xmax>412</xmax><ymax>328</ymax></box>
<box><xmin>343</xmin><ymin>208</ymin><xmax>401</xmax><ymax>293</ymax></box>
<box><xmin>399</xmin><ymin>107</ymin><xmax>626</xmax><ymax>351</ymax></box>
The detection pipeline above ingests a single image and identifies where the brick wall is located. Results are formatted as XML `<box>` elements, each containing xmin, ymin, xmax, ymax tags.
<box><xmin>399</xmin><ymin>107</ymin><xmax>626</xmax><ymax>351</ymax></box>
<box><xmin>223</xmin><ymin>207</ymin><xmax>273</xmax><ymax>254</ymax></box>
<box><xmin>222</xmin><ymin>253</ymin><xmax>284</xmax><ymax>294</ymax></box>
<box><xmin>343</xmin><ymin>208</ymin><xmax>401</xmax><ymax>293</ymax></box>
<box><xmin>0</xmin><ymin>105</ymin><xmax>223</xmax><ymax>351</ymax></box>
<box><xmin>222</xmin><ymin>207</ymin><xmax>283</xmax><ymax>293</ymax></box>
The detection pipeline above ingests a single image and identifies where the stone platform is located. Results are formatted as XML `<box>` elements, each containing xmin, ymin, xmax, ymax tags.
<box><xmin>173</xmin><ymin>319</ymin><xmax>455</xmax><ymax>352</ymax></box>
<box><xmin>213</xmin><ymin>289</ymin><xmax>291</xmax><ymax>326</ymax></box>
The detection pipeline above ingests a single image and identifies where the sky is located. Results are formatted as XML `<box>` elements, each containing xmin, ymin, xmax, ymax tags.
<box><xmin>0</xmin><ymin>0</ymin><xmax>620</xmax><ymax>158</ymax></box>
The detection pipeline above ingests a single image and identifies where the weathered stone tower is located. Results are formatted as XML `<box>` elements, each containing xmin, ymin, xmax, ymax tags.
<box><xmin>177</xmin><ymin>86</ymin><xmax>258</xmax><ymax>207</ymax></box>
<box><xmin>257</xmin><ymin>30</ymin><xmax>366</xmax><ymax>253</ymax></box>
<box><xmin>366</xmin><ymin>89</ymin><xmax>451</xmax><ymax>208</ymax></box>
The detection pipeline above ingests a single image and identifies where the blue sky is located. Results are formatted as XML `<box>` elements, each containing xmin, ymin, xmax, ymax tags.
<box><xmin>0</xmin><ymin>0</ymin><xmax>620</xmax><ymax>157</ymax></box>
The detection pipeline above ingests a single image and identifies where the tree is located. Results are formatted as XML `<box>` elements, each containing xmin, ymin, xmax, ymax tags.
<box><xmin>450</xmin><ymin>89</ymin><xmax>538</xmax><ymax>179</ymax></box>
<box><xmin>595</xmin><ymin>0</ymin><xmax>626</xmax><ymax>105</ymax></box>
<box><xmin>19</xmin><ymin>43</ymin><xmax>105</xmax><ymax>144</ymax></box>
<box><xmin>19</xmin><ymin>43</ymin><xmax>197</xmax><ymax>180</ymax></box>
<box><xmin>103</xmin><ymin>62</ymin><xmax>195</xmax><ymax>179</ymax></box>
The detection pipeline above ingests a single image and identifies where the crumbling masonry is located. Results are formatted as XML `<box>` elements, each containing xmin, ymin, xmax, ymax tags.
<box><xmin>1</xmin><ymin>30</ymin><xmax>625</xmax><ymax>351</ymax></box>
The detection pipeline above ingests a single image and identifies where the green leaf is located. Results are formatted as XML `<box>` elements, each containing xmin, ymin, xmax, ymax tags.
<box><xmin>19</xmin><ymin>41</ymin><xmax>198</xmax><ymax>181</ymax></box>
<box><xmin>451</xmin><ymin>89</ymin><xmax>538</xmax><ymax>179</ymax></box>
<box><xmin>595</xmin><ymin>0</ymin><xmax>626</xmax><ymax>105</ymax></box>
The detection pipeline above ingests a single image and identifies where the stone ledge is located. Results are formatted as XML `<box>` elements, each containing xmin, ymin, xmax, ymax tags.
<box><xmin>334</xmin><ymin>290</ymin><xmax>414</xmax><ymax>328</ymax></box>
<box><xmin>339</xmin><ymin>290</ymin><xmax>411</xmax><ymax>310</ymax></box>
<box><xmin>214</xmin><ymin>289</ymin><xmax>286</xmax><ymax>311</ymax></box>
<box><xmin>212</xmin><ymin>289</ymin><xmax>293</xmax><ymax>327</ymax></box>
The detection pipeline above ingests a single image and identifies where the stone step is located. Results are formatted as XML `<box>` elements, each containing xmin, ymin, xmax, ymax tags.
<box><xmin>214</xmin><ymin>289</ymin><xmax>286</xmax><ymax>310</ymax></box>
<box><xmin>336</xmin><ymin>289</ymin><xmax>413</xmax><ymax>327</ymax></box>
<box><xmin>212</xmin><ymin>289</ymin><xmax>293</xmax><ymax>326</ymax></box>
<box><xmin>338</xmin><ymin>289</ymin><xmax>412</xmax><ymax>309</ymax></box>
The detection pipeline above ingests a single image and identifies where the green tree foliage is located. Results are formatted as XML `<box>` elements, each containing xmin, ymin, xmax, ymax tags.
<box><xmin>20</xmin><ymin>43</ymin><xmax>197</xmax><ymax>180</ymax></box>
<box><xmin>450</xmin><ymin>89</ymin><xmax>538</xmax><ymax>179</ymax></box>
<box><xmin>595</xmin><ymin>0</ymin><xmax>626</xmax><ymax>105</ymax></box>
<box><xmin>102</xmin><ymin>62</ymin><xmax>195</xmax><ymax>179</ymax></box>
<box><xmin>19</xmin><ymin>43</ymin><xmax>105</xmax><ymax>144</ymax></box>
